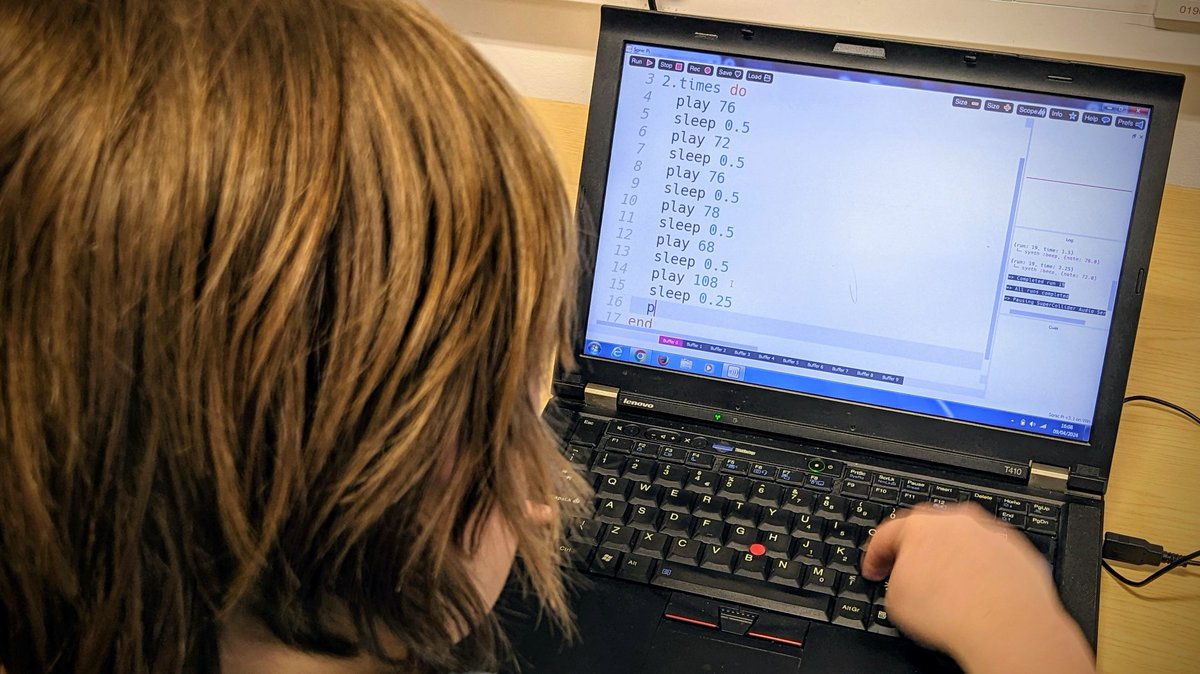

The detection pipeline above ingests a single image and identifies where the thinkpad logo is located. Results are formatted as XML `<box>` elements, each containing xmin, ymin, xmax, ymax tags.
<box><xmin>622</xmin><ymin>398</ymin><xmax>655</xmax><ymax>409</ymax></box>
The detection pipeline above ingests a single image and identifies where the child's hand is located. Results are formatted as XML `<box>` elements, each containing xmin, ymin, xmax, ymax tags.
<box><xmin>862</xmin><ymin>503</ymin><xmax>1095</xmax><ymax>674</ymax></box>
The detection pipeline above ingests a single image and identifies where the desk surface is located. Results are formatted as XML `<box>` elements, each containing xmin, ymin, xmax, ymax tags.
<box><xmin>524</xmin><ymin>97</ymin><xmax>1200</xmax><ymax>674</ymax></box>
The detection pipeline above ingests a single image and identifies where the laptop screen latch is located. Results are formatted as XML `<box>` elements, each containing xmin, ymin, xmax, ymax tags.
<box><xmin>1028</xmin><ymin>462</ymin><xmax>1070</xmax><ymax>493</ymax></box>
<box><xmin>584</xmin><ymin>383</ymin><xmax>619</xmax><ymax>415</ymax></box>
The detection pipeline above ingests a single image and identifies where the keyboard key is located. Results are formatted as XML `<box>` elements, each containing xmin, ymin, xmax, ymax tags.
<box><xmin>759</xmin><ymin>506</ymin><xmax>793</xmax><ymax>534</ymax></box>
<box><xmin>815</xmin><ymin>494</ymin><xmax>848</xmax><ymax>521</ymax></box>
<box><xmin>840</xmin><ymin>479</ymin><xmax>871</xmax><ymax>499</ymax></box>
<box><xmin>719</xmin><ymin>457</ymin><xmax>751</xmax><ymax>475</ymax></box>
<box><xmin>837</xmin><ymin>573</ymin><xmax>873</xmax><ymax>602</ymax></box>
<box><xmin>749</xmin><ymin>481</ymin><xmax>783</xmax><ymax>507</ymax></box>
<box><xmin>777</xmin><ymin>467</ymin><xmax>807</xmax><ymax>485</ymax></box>
<box><xmin>825</xmin><ymin>545</ymin><xmax>861</xmax><ymax>574</ymax></box>
<box><xmin>667</xmin><ymin>537</ymin><xmax>702</xmax><ymax>565</ymax></box>
<box><xmin>604</xmin><ymin>436</ymin><xmax>635</xmax><ymax>453</ymax></box>
<box><xmin>559</xmin><ymin>539</ymin><xmax>592</xmax><ymax>570</ymax></box>
<box><xmin>685</xmin><ymin>469</ymin><xmax>718</xmax><ymax>495</ymax></box>
<box><xmin>700</xmin><ymin>544</ymin><xmax>737</xmax><ymax>573</ymax></box>
<box><xmin>792</xmin><ymin>513</ymin><xmax>825</xmax><ymax>540</ymax></box>
<box><xmin>806</xmin><ymin>473</ymin><xmax>835</xmax><ymax>492</ymax></box>
<box><xmin>969</xmin><ymin>492</ymin><xmax>999</xmax><ymax>513</ymax></box>
<box><xmin>652</xmin><ymin>563</ymin><xmax>833</xmax><ymax>622</ymax></box>
<box><xmin>686</xmin><ymin>451</ymin><xmax>716</xmax><ymax>469</ymax></box>
<box><xmin>660</xmin><ymin>511</ymin><xmax>693</xmax><ymax>537</ymax></box>
<box><xmin>868</xmin><ymin>605</ymin><xmax>899</xmax><ymax>636</ymax></box>
<box><xmin>749</xmin><ymin>463</ymin><xmax>778</xmax><ymax>480</ymax></box>
<box><xmin>874</xmin><ymin>474</ymin><xmax>900</xmax><ymax>489</ymax></box>
<box><xmin>692</xmin><ymin>494</ymin><xmax>725</xmax><ymax>519</ymax></box>
<box><xmin>591</xmin><ymin>547</ymin><xmax>624</xmax><ymax>576</ymax></box>
<box><xmin>692</xmin><ymin>518</ymin><xmax>725</xmax><ymax>544</ymax></box>
<box><xmin>1025</xmin><ymin>532</ymin><xmax>1056</xmax><ymax>563</ymax></box>
<box><xmin>628</xmin><ymin>481</ymin><xmax>662</xmax><ymax>507</ymax></box>
<box><xmin>1027</xmin><ymin>515</ymin><xmax>1058</xmax><ymax>536</ymax></box>
<box><xmin>868</xmin><ymin>485</ymin><xmax>900</xmax><ymax>505</ymax></box>
<box><xmin>930</xmin><ymin>484</ymin><xmax>959</xmax><ymax>501</ymax></box>
<box><xmin>646</xmin><ymin>429</ymin><xmax>680</xmax><ymax>443</ymax></box>
<box><xmin>660</xmin><ymin>487</ymin><xmax>694</xmax><ymax>513</ymax></box>
<box><xmin>656</xmin><ymin>445</ymin><xmax>685</xmax><ymax>463</ymax></box>
<box><xmin>726</xmin><ymin>524</ymin><xmax>758</xmax><ymax>551</ymax></box>
<box><xmin>902</xmin><ymin>478</ymin><xmax>930</xmax><ymax>494</ymax></box>
<box><xmin>569</xmin><ymin>418</ymin><xmax>606</xmax><ymax>446</ymax></box>
<box><xmin>781</xmin><ymin>487</ymin><xmax>816</xmax><ymax>514</ymax></box>
<box><xmin>624</xmin><ymin>457</ymin><xmax>656</xmax><ymax>481</ymax></box>
<box><xmin>999</xmin><ymin>497</ymin><xmax>1028</xmax><ymax>513</ymax></box>
<box><xmin>632</xmin><ymin>530</ymin><xmax>670</xmax><ymax>559</ymax></box>
<box><xmin>848</xmin><ymin>500</ymin><xmax>881</xmax><ymax>526</ymax></box>
<box><xmin>1030</xmin><ymin>502</ymin><xmax>1060</xmax><ymax>519</ymax></box>
<box><xmin>831</xmin><ymin>598</ymin><xmax>870</xmax><ymax>630</ymax></box>
<box><xmin>595</xmin><ymin>498</ymin><xmax>628</xmax><ymax>524</ymax></box>
<box><xmin>607</xmin><ymin>420</ymin><xmax>642</xmax><ymax>437</ymax></box>
<box><xmin>564</xmin><ymin>445</ymin><xmax>592</xmax><ymax>465</ymax></box>
<box><xmin>569</xmin><ymin>518</ymin><xmax>603</xmax><ymax>545</ymax></box>
<box><xmin>762</xmin><ymin>531</ymin><xmax>792</xmax><ymax>557</ymax></box>
<box><xmin>682</xmin><ymin>435</ymin><xmax>709</xmax><ymax>449</ymax></box>
<box><xmin>654</xmin><ymin>462</ymin><xmax>687</xmax><ymax>487</ymax></box>
<box><xmin>997</xmin><ymin>510</ymin><xmax>1026</xmax><ymax>529</ymax></box>
<box><xmin>717</xmin><ymin>474</ymin><xmax>751</xmax><ymax>500</ymax></box>
<box><xmin>725</xmin><ymin>501</ymin><xmax>761</xmax><ymax>527</ymax></box>
<box><xmin>767</xmin><ymin>557</ymin><xmax>803</xmax><ymax>586</ymax></box>
<box><xmin>793</xmin><ymin>538</ymin><xmax>826</xmax><ymax>563</ymax></box>
<box><xmin>601</xmin><ymin>524</ymin><xmax>635</xmax><ymax>551</ymax></box>
<box><xmin>878</xmin><ymin>506</ymin><xmax>901</xmax><ymax>524</ymax></box>
<box><xmin>591</xmin><ymin>450</ymin><xmax>626</xmax><ymax>476</ymax></box>
<box><xmin>618</xmin><ymin>553</ymin><xmax>658</xmax><ymax>583</ymax></box>
<box><xmin>899</xmin><ymin>491</ymin><xmax>925</xmax><ymax>507</ymax></box>
<box><xmin>824</xmin><ymin>521</ymin><xmax>860</xmax><ymax>547</ymax></box>
<box><xmin>630</xmin><ymin>440</ymin><xmax>660</xmax><ymax>457</ymax></box>
<box><xmin>846</xmin><ymin>467</ymin><xmax>872</xmax><ymax>482</ymax></box>
<box><xmin>596</xmin><ymin>475</ymin><xmax>631</xmax><ymax>499</ymax></box>
<box><xmin>802</xmin><ymin>566</ymin><xmax>839</xmax><ymax>595</ymax></box>
<box><xmin>733</xmin><ymin>551</ymin><xmax>769</xmax><ymax>580</ymax></box>
<box><xmin>627</xmin><ymin>505</ymin><xmax>659</xmax><ymax>530</ymax></box>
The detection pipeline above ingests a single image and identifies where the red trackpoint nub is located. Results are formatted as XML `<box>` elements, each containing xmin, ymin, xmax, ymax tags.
<box><xmin>749</xmin><ymin>543</ymin><xmax>766</xmax><ymax>556</ymax></box>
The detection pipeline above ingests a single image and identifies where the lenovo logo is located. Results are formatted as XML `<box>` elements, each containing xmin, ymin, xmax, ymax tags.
<box><xmin>622</xmin><ymin>398</ymin><xmax>655</xmax><ymax>409</ymax></box>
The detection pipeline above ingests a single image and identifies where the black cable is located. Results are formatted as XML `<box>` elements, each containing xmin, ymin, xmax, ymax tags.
<box><xmin>1102</xmin><ymin>548</ymin><xmax>1200</xmax><ymax>587</ymax></box>
<box><xmin>1123</xmin><ymin>394</ymin><xmax>1200</xmax><ymax>427</ymax></box>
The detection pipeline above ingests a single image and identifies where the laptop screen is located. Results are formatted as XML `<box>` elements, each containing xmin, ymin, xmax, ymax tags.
<box><xmin>582</xmin><ymin>41</ymin><xmax>1154</xmax><ymax>444</ymax></box>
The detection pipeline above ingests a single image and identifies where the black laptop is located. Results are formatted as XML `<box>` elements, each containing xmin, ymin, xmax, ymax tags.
<box><xmin>501</xmin><ymin>7</ymin><xmax>1183</xmax><ymax>673</ymax></box>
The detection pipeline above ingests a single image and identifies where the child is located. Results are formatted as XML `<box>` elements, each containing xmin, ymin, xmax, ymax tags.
<box><xmin>0</xmin><ymin>1</ymin><xmax>1095</xmax><ymax>672</ymax></box>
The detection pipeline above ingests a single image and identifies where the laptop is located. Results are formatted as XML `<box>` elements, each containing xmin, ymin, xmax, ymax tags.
<box><xmin>500</xmin><ymin>6</ymin><xmax>1183</xmax><ymax>673</ymax></box>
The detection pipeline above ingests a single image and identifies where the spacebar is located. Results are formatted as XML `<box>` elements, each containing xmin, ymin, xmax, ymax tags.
<box><xmin>650</xmin><ymin>563</ymin><xmax>832</xmax><ymax>622</ymax></box>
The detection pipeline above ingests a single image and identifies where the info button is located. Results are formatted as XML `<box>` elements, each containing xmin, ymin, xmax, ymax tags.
<box><xmin>952</xmin><ymin>96</ymin><xmax>982</xmax><ymax>110</ymax></box>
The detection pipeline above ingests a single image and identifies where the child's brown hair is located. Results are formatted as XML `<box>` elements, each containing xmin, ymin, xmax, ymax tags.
<box><xmin>0</xmin><ymin>0</ymin><xmax>585</xmax><ymax>670</ymax></box>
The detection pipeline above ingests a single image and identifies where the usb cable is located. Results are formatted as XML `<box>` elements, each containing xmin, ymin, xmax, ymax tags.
<box><xmin>1101</xmin><ymin>533</ymin><xmax>1199</xmax><ymax>587</ymax></box>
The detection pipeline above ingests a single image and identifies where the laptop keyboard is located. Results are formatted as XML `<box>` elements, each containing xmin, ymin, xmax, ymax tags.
<box><xmin>560</xmin><ymin>417</ymin><xmax>1061</xmax><ymax>641</ymax></box>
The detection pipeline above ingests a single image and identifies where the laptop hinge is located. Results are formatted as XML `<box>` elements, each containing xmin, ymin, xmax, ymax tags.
<box><xmin>583</xmin><ymin>383</ymin><xmax>619</xmax><ymax>415</ymax></box>
<box><xmin>1028</xmin><ymin>461</ymin><xmax>1070</xmax><ymax>493</ymax></box>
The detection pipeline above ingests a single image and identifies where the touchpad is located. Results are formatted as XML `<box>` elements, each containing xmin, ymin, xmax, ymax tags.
<box><xmin>640</xmin><ymin>620</ymin><xmax>802</xmax><ymax>673</ymax></box>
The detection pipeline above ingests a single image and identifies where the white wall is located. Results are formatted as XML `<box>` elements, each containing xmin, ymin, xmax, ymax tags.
<box><xmin>423</xmin><ymin>0</ymin><xmax>1200</xmax><ymax>188</ymax></box>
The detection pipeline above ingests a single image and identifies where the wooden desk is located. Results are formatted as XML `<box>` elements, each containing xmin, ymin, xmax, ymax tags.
<box><xmin>525</xmin><ymin>97</ymin><xmax>1200</xmax><ymax>674</ymax></box>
